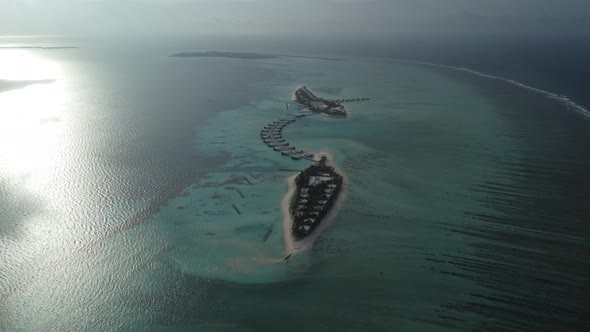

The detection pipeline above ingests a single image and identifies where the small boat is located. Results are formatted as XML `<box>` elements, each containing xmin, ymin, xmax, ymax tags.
<box><xmin>291</xmin><ymin>155</ymin><xmax>301</xmax><ymax>160</ymax></box>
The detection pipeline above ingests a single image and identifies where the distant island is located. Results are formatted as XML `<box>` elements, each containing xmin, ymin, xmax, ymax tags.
<box><xmin>169</xmin><ymin>51</ymin><xmax>341</xmax><ymax>61</ymax></box>
<box><xmin>0</xmin><ymin>79</ymin><xmax>56</xmax><ymax>93</ymax></box>
<box><xmin>289</xmin><ymin>156</ymin><xmax>343</xmax><ymax>240</ymax></box>
<box><xmin>0</xmin><ymin>46</ymin><xmax>78</xmax><ymax>50</ymax></box>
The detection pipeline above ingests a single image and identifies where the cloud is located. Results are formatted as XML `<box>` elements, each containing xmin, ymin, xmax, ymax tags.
<box><xmin>1</xmin><ymin>0</ymin><xmax>589</xmax><ymax>37</ymax></box>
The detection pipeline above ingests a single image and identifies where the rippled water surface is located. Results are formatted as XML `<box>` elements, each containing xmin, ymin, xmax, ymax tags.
<box><xmin>1</xmin><ymin>39</ymin><xmax>588</xmax><ymax>331</ymax></box>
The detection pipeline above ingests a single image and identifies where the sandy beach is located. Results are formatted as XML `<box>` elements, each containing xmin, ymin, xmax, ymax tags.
<box><xmin>280</xmin><ymin>151</ymin><xmax>349</xmax><ymax>258</ymax></box>
<box><xmin>291</xmin><ymin>85</ymin><xmax>304</xmax><ymax>102</ymax></box>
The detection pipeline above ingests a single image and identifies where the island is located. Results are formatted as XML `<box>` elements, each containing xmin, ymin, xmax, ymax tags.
<box><xmin>0</xmin><ymin>79</ymin><xmax>56</xmax><ymax>93</ymax></box>
<box><xmin>294</xmin><ymin>86</ymin><xmax>348</xmax><ymax>118</ymax></box>
<box><xmin>289</xmin><ymin>156</ymin><xmax>343</xmax><ymax>239</ymax></box>
<box><xmin>169</xmin><ymin>51</ymin><xmax>341</xmax><ymax>61</ymax></box>
<box><xmin>0</xmin><ymin>46</ymin><xmax>78</xmax><ymax>50</ymax></box>
<box><xmin>170</xmin><ymin>51</ymin><xmax>281</xmax><ymax>60</ymax></box>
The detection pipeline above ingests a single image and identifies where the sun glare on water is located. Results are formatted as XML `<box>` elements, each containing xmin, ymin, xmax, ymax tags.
<box><xmin>0</xmin><ymin>50</ymin><xmax>61</xmax><ymax>81</ymax></box>
<box><xmin>0</xmin><ymin>51</ymin><xmax>66</xmax><ymax>179</ymax></box>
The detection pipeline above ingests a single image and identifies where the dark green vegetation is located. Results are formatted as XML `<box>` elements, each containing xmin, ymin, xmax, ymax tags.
<box><xmin>294</xmin><ymin>86</ymin><xmax>347</xmax><ymax>117</ymax></box>
<box><xmin>290</xmin><ymin>156</ymin><xmax>343</xmax><ymax>239</ymax></box>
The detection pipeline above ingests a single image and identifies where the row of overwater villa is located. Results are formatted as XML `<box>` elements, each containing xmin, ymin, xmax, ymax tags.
<box><xmin>260</xmin><ymin>118</ymin><xmax>314</xmax><ymax>160</ymax></box>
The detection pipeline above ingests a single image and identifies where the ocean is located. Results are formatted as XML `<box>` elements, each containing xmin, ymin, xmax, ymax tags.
<box><xmin>0</xmin><ymin>36</ymin><xmax>589</xmax><ymax>331</ymax></box>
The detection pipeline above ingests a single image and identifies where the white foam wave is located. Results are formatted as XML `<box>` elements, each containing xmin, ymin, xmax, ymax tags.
<box><xmin>393</xmin><ymin>59</ymin><xmax>590</xmax><ymax>121</ymax></box>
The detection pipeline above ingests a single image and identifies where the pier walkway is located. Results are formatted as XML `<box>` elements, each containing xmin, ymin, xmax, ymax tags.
<box><xmin>260</xmin><ymin>116</ymin><xmax>315</xmax><ymax>161</ymax></box>
<box><xmin>332</xmin><ymin>97</ymin><xmax>370</xmax><ymax>103</ymax></box>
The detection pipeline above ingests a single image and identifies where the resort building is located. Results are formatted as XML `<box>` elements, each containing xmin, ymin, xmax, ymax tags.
<box><xmin>304</xmin><ymin>218</ymin><xmax>317</xmax><ymax>225</ymax></box>
<box><xmin>308</xmin><ymin>176</ymin><xmax>334</xmax><ymax>186</ymax></box>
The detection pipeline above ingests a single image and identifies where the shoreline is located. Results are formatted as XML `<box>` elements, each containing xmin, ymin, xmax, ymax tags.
<box><xmin>281</xmin><ymin>174</ymin><xmax>299</xmax><ymax>256</ymax></box>
<box><xmin>281</xmin><ymin>151</ymin><xmax>349</xmax><ymax>257</ymax></box>
<box><xmin>327</xmin><ymin>104</ymin><xmax>352</xmax><ymax>120</ymax></box>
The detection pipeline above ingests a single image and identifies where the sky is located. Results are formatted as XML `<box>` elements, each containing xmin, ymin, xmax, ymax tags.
<box><xmin>1</xmin><ymin>0</ymin><xmax>589</xmax><ymax>38</ymax></box>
